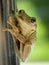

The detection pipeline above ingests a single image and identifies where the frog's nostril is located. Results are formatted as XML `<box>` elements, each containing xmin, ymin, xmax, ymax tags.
<box><xmin>31</xmin><ymin>17</ymin><xmax>36</xmax><ymax>23</ymax></box>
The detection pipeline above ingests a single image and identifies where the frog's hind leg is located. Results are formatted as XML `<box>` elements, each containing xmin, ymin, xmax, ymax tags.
<box><xmin>12</xmin><ymin>36</ymin><xmax>21</xmax><ymax>59</ymax></box>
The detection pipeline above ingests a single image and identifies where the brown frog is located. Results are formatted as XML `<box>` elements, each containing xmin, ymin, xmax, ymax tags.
<box><xmin>2</xmin><ymin>9</ymin><xmax>36</xmax><ymax>62</ymax></box>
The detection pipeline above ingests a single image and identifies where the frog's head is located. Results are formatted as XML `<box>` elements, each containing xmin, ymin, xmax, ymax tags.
<box><xmin>17</xmin><ymin>10</ymin><xmax>36</xmax><ymax>37</ymax></box>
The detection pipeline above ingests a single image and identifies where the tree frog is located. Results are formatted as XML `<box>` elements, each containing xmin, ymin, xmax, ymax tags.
<box><xmin>2</xmin><ymin>9</ymin><xmax>36</xmax><ymax>62</ymax></box>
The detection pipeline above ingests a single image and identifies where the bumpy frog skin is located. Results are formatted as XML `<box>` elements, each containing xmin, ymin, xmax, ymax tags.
<box><xmin>2</xmin><ymin>9</ymin><xmax>36</xmax><ymax>62</ymax></box>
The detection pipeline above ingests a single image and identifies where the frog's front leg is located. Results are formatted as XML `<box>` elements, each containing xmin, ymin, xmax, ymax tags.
<box><xmin>7</xmin><ymin>20</ymin><xmax>19</xmax><ymax>33</ymax></box>
<box><xmin>2</xmin><ymin>27</ymin><xmax>26</xmax><ymax>43</ymax></box>
<box><xmin>29</xmin><ymin>31</ymin><xmax>36</xmax><ymax>44</ymax></box>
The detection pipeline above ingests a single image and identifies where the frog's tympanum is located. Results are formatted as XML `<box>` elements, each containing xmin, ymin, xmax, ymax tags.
<box><xmin>2</xmin><ymin>9</ymin><xmax>36</xmax><ymax>62</ymax></box>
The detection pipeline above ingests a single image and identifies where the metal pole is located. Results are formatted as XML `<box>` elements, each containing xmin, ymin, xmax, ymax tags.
<box><xmin>0</xmin><ymin>0</ymin><xmax>20</xmax><ymax>65</ymax></box>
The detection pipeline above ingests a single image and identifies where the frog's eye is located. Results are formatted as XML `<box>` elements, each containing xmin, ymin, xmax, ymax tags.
<box><xmin>31</xmin><ymin>17</ymin><xmax>36</xmax><ymax>23</ymax></box>
<box><xmin>19</xmin><ymin>10</ymin><xmax>25</xmax><ymax>14</ymax></box>
<box><xmin>19</xmin><ymin>10</ymin><xmax>22</xmax><ymax>13</ymax></box>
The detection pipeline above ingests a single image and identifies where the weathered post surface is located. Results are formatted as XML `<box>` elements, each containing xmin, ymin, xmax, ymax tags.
<box><xmin>0</xmin><ymin>0</ymin><xmax>20</xmax><ymax>65</ymax></box>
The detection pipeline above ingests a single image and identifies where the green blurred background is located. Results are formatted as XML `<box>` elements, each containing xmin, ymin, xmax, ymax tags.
<box><xmin>17</xmin><ymin>0</ymin><xmax>49</xmax><ymax>62</ymax></box>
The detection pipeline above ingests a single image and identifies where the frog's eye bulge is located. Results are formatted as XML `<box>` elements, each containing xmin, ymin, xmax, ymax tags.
<box><xmin>19</xmin><ymin>10</ymin><xmax>25</xmax><ymax>14</ymax></box>
<box><xmin>19</xmin><ymin>10</ymin><xmax>22</xmax><ymax>13</ymax></box>
<box><xmin>31</xmin><ymin>17</ymin><xmax>36</xmax><ymax>23</ymax></box>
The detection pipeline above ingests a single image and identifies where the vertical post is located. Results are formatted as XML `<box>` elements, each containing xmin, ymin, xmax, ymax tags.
<box><xmin>0</xmin><ymin>0</ymin><xmax>20</xmax><ymax>65</ymax></box>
